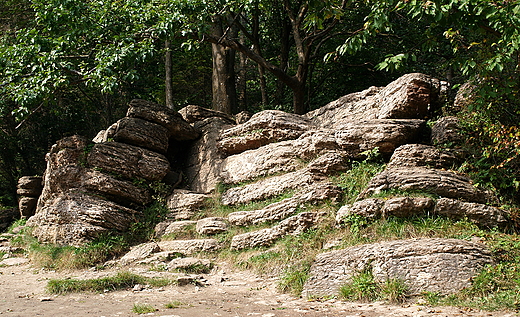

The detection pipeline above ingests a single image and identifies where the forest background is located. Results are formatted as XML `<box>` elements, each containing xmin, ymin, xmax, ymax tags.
<box><xmin>0</xmin><ymin>0</ymin><xmax>519</xmax><ymax>212</ymax></box>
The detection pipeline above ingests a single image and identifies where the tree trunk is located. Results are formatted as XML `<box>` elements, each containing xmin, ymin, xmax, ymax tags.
<box><xmin>165</xmin><ymin>38</ymin><xmax>174</xmax><ymax>110</ymax></box>
<box><xmin>211</xmin><ymin>16</ymin><xmax>238</xmax><ymax>114</ymax></box>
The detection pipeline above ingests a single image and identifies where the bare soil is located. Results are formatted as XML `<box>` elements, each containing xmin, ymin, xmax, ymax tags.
<box><xmin>0</xmin><ymin>259</ymin><xmax>516</xmax><ymax>317</ymax></box>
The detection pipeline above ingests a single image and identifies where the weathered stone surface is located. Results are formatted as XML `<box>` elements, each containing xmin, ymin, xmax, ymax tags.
<box><xmin>387</xmin><ymin>144</ymin><xmax>460</xmax><ymax>169</ymax></box>
<box><xmin>217</xmin><ymin>110</ymin><xmax>315</xmax><ymax>155</ymax></box>
<box><xmin>0</xmin><ymin>257</ymin><xmax>29</xmax><ymax>266</ymax></box>
<box><xmin>229</xmin><ymin>182</ymin><xmax>342</xmax><ymax>226</ymax></box>
<box><xmin>158</xmin><ymin>239</ymin><xmax>220</xmax><ymax>255</ymax></box>
<box><xmin>221</xmin><ymin>170</ymin><xmax>325</xmax><ymax>206</ymax></box>
<box><xmin>178</xmin><ymin>105</ymin><xmax>235</xmax><ymax>124</ymax></box>
<box><xmin>220</xmin><ymin>141</ymin><xmax>305</xmax><ymax>185</ymax></box>
<box><xmin>127</xmin><ymin>99</ymin><xmax>200</xmax><ymax>141</ymax></box>
<box><xmin>235</xmin><ymin>111</ymin><xmax>252</xmax><ymax>124</ymax></box>
<box><xmin>119</xmin><ymin>242</ymin><xmax>160</xmax><ymax>265</ymax></box>
<box><xmin>337</xmin><ymin>196</ymin><xmax>434</xmax><ymax>223</ymax></box>
<box><xmin>303</xmin><ymin>238</ymin><xmax>494</xmax><ymax>297</ymax></box>
<box><xmin>196</xmin><ymin>217</ymin><xmax>227</xmax><ymax>235</ymax></box>
<box><xmin>155</xmin><ymin>220</ymin><xmax>197</xmax><ymax>238</ymax></box>
<box><xmin>27</xmin><ymin>192</ymin><xmax>137</xmax><ymax>246</ymax></box>
<box><xmin>183</xmin><ymin>117</ymin><xmax>233</xmax><ymax>193</ymax></box>
<box><xmin>431</xmin><ymin>116</ymin><xmax>463</xmax><ymax>145</ymax></box>
<box><xmin>434</xmin><ymin>198</ymin><xmax>509</xmax><ymax>228</ymax></box>
<box><xmin>165</xmin><ymin>190</ymin><xmax>210</xmax><ymax>220</ymax></box>
<box><xmin>17</xmin><ymin>176</ymin><xmax>43</xmax><ymax>197</ymax></box>
<box><xmin>82</xmin><ymin>169</ymin><xmax>152</xmax><ymax>206</ymax></box>
<box><xmin>87</xmin><ymin>142</ymin><xmax>170</xmax><ymax>182</ymax></box>
<box><xmin>306</xmin><ymin>73</ymin><xmax>441</xmax><ymax>128</ymax></box>
<box><xmin>18</xmin><ymin>196</ymin><xmax>38</xmax><ymax>218</ymax></box>
<box><xmin>112</xmin><ymin>117</ymin><xmax>170</xmax><ymax>153</ymax></box>
<box><xmin>230</xmin><ymin>212</ymin><xmax>322</xmax><ymax>250</ymax></box>
<box><xmin>359</xmin><ymin>167</ymin><xmax>490</xmax><ymax>203</ymax></box>
<box><xmin>167</xmin><ymin>257</ymin><xmax>212</xmax><ymax>272</ymax></box>
<box><xmin>92</xmin><ymin>123</ymin><xmax>118</xmax><ymax>143</ymax></box>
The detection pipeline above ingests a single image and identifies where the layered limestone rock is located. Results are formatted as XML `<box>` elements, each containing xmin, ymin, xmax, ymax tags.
<box><xmin>17</xmin><ymin>176</ymin><xmax>42</xmax><ymax>218</ymax></box>
<box><xmin>387</xmin><ymin>144</ymin><xmax>461</xmax><ymax>169</ymax></box>
<box><xmin>306</xmin><ymin>73</ymin><xmax>442</xmax><ymax>128</ymax></box>
<box><xmin>359</xmin><ymin>167</ymin><xmax>490</xmax><ymax>203</ymax></box>
<box><xmin>435</xmin><ymin>198</ymin><xmax>509</xmax><ymax>229</ymax></box>
<box><xmin>158</xmin><ymin>239</ymin><xmax>220</xmax><ymax>255</ymax></box>
<box><xmin>303</xmin><ymin>238</ymin><xmax>494</xmax><ymax>297</ymax></box>
<box><xmin>217</xmin><ymin>110</ymin><xmax>315</xmax><ymax>155</ymax></box>
<box><xmin>230</xmin><ymin>212</ymin><xmax>323</xmax><ymax>250</ymax></box>
<box><xmin>336</xmin><ymin>197</ymin><xmax>434</xmax><ymax>222</ymax></box>
<box><xmin>183</xmin><ymin>117</ymin><xmax>233</xmax><ymax>193</ymax></box>
<box><xmin>178</xmin><ymin>104</ymin><xmax>235</xmax><ymax>124</ymax></box>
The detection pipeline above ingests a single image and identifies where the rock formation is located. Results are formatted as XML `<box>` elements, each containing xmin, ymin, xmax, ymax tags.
<box><xmin>20</xmin><ymin>73</ymin><xmax>510</xmax><ymax>299</ymax></box>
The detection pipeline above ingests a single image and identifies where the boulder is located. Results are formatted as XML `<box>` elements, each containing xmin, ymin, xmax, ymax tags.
<box><xmin>18</xmin><ymin>197</ymin><xmax>38</xmax><ymax>218</ymax></box>
<box><xmin>359</xmin><ymin>167</ymin><xmax>490</xmax><ymax>204</ymax></box>
<box><xmin>217</xmin><ymin>110</ymin><xmax>315</xmax><ymax>155</ymax></box>
<box><xmin>178</xmin><ymin>105</ymin><xmax>235</xmax><ymax>124</ymax></box>
<box><xmin>127</xmin><ymin>99</ymin><xmax>200</xmax><ymax>141</ymax></box>
<box><xmin>183</xmin><ymin>117</ymin><xmax>233</xmax><ymax>193</ymax></box>
<box><xmin>16</xmin><ymin>176</ymin><xmax>43</xmax><ymax>197</ymax></box>
<box><xmin>92</xmin><ymin>123</ymin><xmax>118</xmax><ymax>143</ymax></box>
<box><xmin>119</xmin><ymin>242</ymin><xmax>160</xmax><ymax>265</ymax></box>
<box><xmin>165</xmin><ymin>190</ymin><xmax>210</xmax><ymax>220</ymax></box>
<box><xmin>235</xmin><ymin>111</ymin><xmax>252</xmax><ymax>124</ymax></box>
<box><xmin>302</xmin><ymin>238</ymin><xmax>494</xmax><ymax>297</ymax></box>
<box><xmin>228</xmin><ymin>182</ymin><xmax>342</xmax><ymax>226</ymax></box>
<box><xmin>112</xmin><ymin>117</ymin><xmax>170</xmax><ymax>154</ymax></box>
<box><xmin>196</xmin><ymin>217</ymin><xmax>227</xmax><ymax>235</ymax></box>
<box><xmin>27</xmin><ymin>192</ymin><xmax>137</xmax><ymax>246</ymax></box>
<box><xmin>221</xmin><ymin>170</ymin><xmax>325</xmax><ymax>206</ymax></box>
<box><xmin>155</xmin><ymin>220</ymin><xmax>197</xmax><ymax>238</ymax></box>
<box><xmin>87</xmin><ymin>142</ymin><xmax>170</xmax><ymax>182</ymax></box>
<box><xmin>158</xmin><ymin>239</ymin><xmax>220</xmax><ymax>255</ymax></box>
<box><xmin>230</xmin><ymin>212</ymin><xmax>323</xmax><ymax>250</ymax></box>
<box><xmin>434</xmin><ymin>198</ymin><xmax>509</xmax><ymax>229</ymax></box>
<box><xmin>336</xmin><ymin>197</ymin><xmax>434</xmax><ymax>223</ymax></box>
<box><xmin>431</xmin><ymin>116</ymin><xmax>463</xmax><ymax>145</ymax></box>
<box><xmin>387</xmin><ymin>144</ymin><xmax>461</xmax><ymax>169</ymax></box>
<box><xmin>306</xmin><ymin>73</ymin><xmax>441</xmax><ymax>128</ymax></box>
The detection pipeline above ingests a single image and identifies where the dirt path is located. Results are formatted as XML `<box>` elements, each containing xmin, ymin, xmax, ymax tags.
<box><xmin>0</xmin><ymin>260</ymin><xmax>516</xmax><ymax>317</ymax></box>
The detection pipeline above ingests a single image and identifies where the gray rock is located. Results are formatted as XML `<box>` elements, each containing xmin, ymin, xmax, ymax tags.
<box><xmin>155</xmin><ymin>220</ymin><xmax>197</xmax><ymax>238</ymax></box>
<box><xmin>87</xmin><ymin>142</ymin><xmax>170</xmax><ymax>182</ymax></box>
<box><xmin>434</xmin><ymin>198</ymin><xmax>509</xmax><ymax>228</ymax></box>
<box><xmin>196</xmin><ymin>217</ymin><xmax>227</xmax><ymax>235</ymax></box>
<box><xmin>158</xmin><ymin>239</ymin><xmax>220</xmax><ymax>255</ymax></box>
<box><xmin>112</xmin><ymin>117</ymin><xmax>170</xmax><ymax>154</ymax></box>
<box><xmin>27</xmin><ymin>192</ymin><xmax>137</xmax><ymax>246</ymax></box>
<box><xmin>431</xmin><ymin>116</ymin><xmax>463</xmax><ymax>145</ymax></box>
<box><xmin>178</xmin><ymin>105</ymin><xmax>235</xmax><ymax>124</ymax></box>
<box><xmin>0</xmin><ymin>257</ymin><xmax>29</xmax><ymax>266</ymax></box>
<box><xmin>183</xmin><ymin>117</ymin><xmax>233</xmax><ymax>193</ymax></box>
<box><xmin>387</xmin><ymin>144</ymin><xmax>460</xmax><ymax>169</ymax></box>
<box><xmin>18</xmin><ymin>196</ymin><xmax>38</xmax><ymax>218</ymax></box>
<box><xmin>230</xmin><ymin>212</ymin><xmax>323</xmax><ymax>250</ymax></box>
<box><xmin>119</xmin><ymin>242</ymin><xmax>160</xmax><ymax>265</ymax></box>
<box><xmin>217</xmin><ymin>110</ymin><xmax>315</xmax><ymax>155</ymax></box>
<box><xmin>228</xmin><ymin>182</ymin><xmax>342</xmax><ymax>226</ymax></box>
<box><xmin>303</xmin><ymin>238</ymin><xmax>494</xmax><ymax>297</ymax></box>
<box><xmin>127</xmin><ymin>99</ymin><xmax>200</xmax><ymax>141</ymax></box>
<box><xmin>306</xmin><ymin>73</ymin><xmax>441</xmax><ymax>128</ymax></box>
<box><xmin>359</xmin><ymin>166</ymin><xmax>490</xmax><ymax>203</ymax></box>
<box><xmin>17</xmin><ymin>176</ymin><xmax>43</xmax><ymax>197</ymax></box>
<box><xmin>165</xmin><ymin>190</ymin><xmax>210</xmax><ymax>220</ymax></box>
<box><xmin>235</xmin><ymin>111</ymin><xmax>252</xmax><ymax>124</ymax></box>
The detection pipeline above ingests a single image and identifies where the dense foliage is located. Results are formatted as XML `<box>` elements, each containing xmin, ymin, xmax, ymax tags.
<box><xmin>0</xmin><ymin>0</ymin><xmax>518</xmax><ymax>208</ymax></box>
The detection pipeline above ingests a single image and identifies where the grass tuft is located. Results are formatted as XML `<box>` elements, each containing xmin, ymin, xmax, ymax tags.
<box><xmin>132</xmin><ymin>303</ymin><xmax>156</xmax><ymax>314</ymax></box>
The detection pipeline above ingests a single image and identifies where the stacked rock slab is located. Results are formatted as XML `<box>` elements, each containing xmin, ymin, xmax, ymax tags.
<box><xmin>27</xmin><ymin>100</ymin><xmax>199</xmax><ymax>246</ymax></box>
<box><xmin>17</xmin><ymin>176</ymin><xmax>43</xmax><ymax>218</ymax></box>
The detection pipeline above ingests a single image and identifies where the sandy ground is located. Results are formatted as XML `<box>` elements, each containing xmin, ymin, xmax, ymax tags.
<box><xmin>0</xmin><ymin>259</ymin><xmax>517</xmax><ymax>317</ymax></box>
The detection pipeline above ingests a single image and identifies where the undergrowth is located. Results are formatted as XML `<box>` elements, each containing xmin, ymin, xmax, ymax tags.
<box><xmin>46</xmin><ymin>271</ymin><xmax>173</xmax><ymax>294</ymax></box>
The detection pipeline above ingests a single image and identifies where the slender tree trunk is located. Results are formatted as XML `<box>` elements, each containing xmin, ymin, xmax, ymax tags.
<box><xmin>165</xmin><ymin>38</ymin><xmax>174</xmax><ymax>110</ymax></box>
<box><xmin>237</xmin><ymin>31</ymin><xmax>248</xmax><ymax>111</ymax></box>
<box><xmin>211</xmin><ymin>16</ymin><xmax>238</xmax><ymax>114</ymax></box>
<box><xmin>252</xmin><ymin>2</ymin><xmax>268</xmax><ymax>106</ymax></box>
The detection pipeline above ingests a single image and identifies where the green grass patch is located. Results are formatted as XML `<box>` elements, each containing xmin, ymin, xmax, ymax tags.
<box><xmin>46</xmin><ymin>271</ymin><xmax>174</xmax><ymax>294</ymax></box>
<box><xmin>164</xmin><ymin>300</ymin><xmax>188</xmax><ymax>309</ymax></box>
<box><xmin>339</xmin><ymin>267</ymin><xmax>408</xmax><ymax>303</ymax></box>
<box><xmin>132</xmin><ymin>303</ymin><xmax>156</xmax><ymax>314</ymax></box>
<box><xmin>331</xmin><ymin>160</ymin><xmax>385</xmax><ymax>204</ymax></box>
